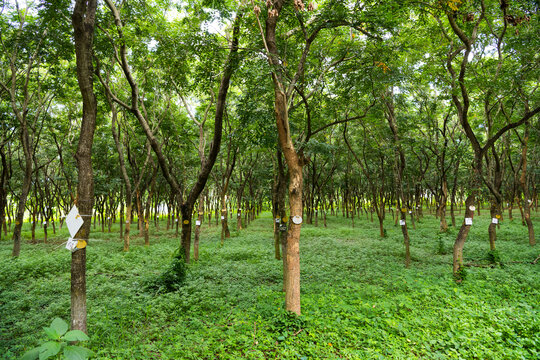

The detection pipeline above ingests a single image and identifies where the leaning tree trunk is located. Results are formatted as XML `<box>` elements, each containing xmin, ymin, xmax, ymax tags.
<box><xmin>71</xmin><ymin>0</ymin><xmax>98</xmax><ymax>333</ymax></box>
<box><xmin>453</xmin><ymin>158</ymin><xmax>482</xmax><ymax>279</ymax></box>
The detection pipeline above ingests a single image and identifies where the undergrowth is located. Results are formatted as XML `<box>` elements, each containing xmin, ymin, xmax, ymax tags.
<box><xmin>0</xmin><ymin>210</ymin><xmax>538</xmax><ymax>359</ymax></box>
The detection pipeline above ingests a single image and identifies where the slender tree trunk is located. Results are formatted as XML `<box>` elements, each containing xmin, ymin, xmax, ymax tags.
<box><xmin>520</xmin><ymin>122</ymin><xmax>535</xmax><ymax>246</ymax></box>
<box><xmin>0</xmin><ymin>148</ymin><xmax>9</xmax><ymax>243</ymax></box>
<box><xmin>440</xmin><ymin>179</ymin><xmax>448</xmax><ymax>232</ymax></box>
<box><xmin>384</xmin><ymin>91</ymin><xmax>410</xmax><ymax>267</ymax></box>
<box><xmin>11</xmin><ymin>128</ymin><xmax>32</xmax><ymax>257</ymax></box>
<box><xmin>71</xmin><ymin>0</ymin><xmax>98</xmax><ymax>333</ymax></box>
<box><xmin>193</xmin><ymin>199</ymin><xmax>204</xmax><ymax>261</ymax></box>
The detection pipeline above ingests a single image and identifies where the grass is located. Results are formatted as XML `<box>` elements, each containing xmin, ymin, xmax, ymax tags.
<box><xmin>0</xmin><ymin>209</ymin><xmax>539</xmax><ymax>359</ymax></box>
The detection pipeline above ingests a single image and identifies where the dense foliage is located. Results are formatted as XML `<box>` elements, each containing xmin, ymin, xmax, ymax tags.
<box><xmin>0</xmin><ymin>0</ymin><xmax>538</xmax><ymax>357</ymax></box>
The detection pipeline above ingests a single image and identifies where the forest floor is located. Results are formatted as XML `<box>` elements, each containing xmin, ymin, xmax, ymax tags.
<box><xmin>0</xmin><ymin>210</ymin><xmax>539</xmax><ymax>359</ymax></box>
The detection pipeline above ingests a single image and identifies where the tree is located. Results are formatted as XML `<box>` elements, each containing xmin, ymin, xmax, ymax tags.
<box><xmin>71</xmin><ymin>0</ymin><xmax>98</xmax><ymax>332</ymax></box>
<box><xmin>99</xmin><ymin>0</ymin><xmax>243</xmax><ymax>262</ymax></box>
<box><xmin>427</xmin><ymin>0</ymin><xmax>539</xmax><ymax>278</ymax></box>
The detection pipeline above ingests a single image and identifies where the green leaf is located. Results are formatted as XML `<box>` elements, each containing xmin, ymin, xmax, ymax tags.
<box><xmin>42</xmin><ymin>326</ymin><xmax>60</xmax><ymax>340</ymax></box>
<box><xmin>21</xmin><ymin>347</ymin><xmax>40</xmax><ymax>360</ymax></box>
<box><xmin>38</xmin><ymin>341</ymin><xmax>61</xmax><ymax>360</ymax></box>
<box><xmin>63</xmin><ymin>330</ymin><xmax>90</xmax><ymax>342</ymax></box>
<box><xmin>50</xmin><ymin>318</ymin><xmax>69</xmax><ymax>337</ymax></box>
<box><xmin>64</xmin><ymin>346</ymin><xmax>93</xmax><ymax>360</ymax></box>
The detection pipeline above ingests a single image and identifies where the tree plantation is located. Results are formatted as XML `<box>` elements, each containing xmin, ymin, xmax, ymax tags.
<box><xmin>0</xmin><ymin>0</ymin><xmax>538</xmax><ymax>359</ymax></box>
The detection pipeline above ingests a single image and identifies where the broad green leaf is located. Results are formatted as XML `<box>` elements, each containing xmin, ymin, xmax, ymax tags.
<box><xmin>38</xmin><ymin>341</ymin><xmax>61</xmax><ymax>360</ymax></box>
<box><xmin>64</xmin><ymin>345</ymin><xmax>93</xmax><ymax>360</ymax></box>
<box><xmin>63</xmin><ymin>330</ymin><xmax>90</xmax><ymax>342</ymax></box>
<box><xmin>20</xmin><ymin>347</ymin><xmax>40</xmax><ymax>360</ymax></box>
<box><xmin>50</xmin><ymin>318</ymin><xmax>68</xmax><ymax>337</ymax></box>
<box><xmin>42</xmin><ymin>326</ymin><xmax>60</xmax><ymax>340</ymax></box>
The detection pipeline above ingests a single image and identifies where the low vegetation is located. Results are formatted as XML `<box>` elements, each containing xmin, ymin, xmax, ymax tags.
<box><xmin>1</xmin><ymin>211</ymin><xmax>538</xmax><ymax>359</ymax></box>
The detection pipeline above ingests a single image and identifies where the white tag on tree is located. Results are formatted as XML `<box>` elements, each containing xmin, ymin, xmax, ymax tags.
<box><xmin>66</xmin><ymin>205</ymin><xmax>84</xmax><ymax>238</ymax></box>
<box><xmin>237</xmin><ymin>213</ymin><xmax>241</xmax><ymax>217</ymax></box>
<box><xmin>469</xmin><ymin>205</ymin><xmax>476</xmax><ymax>211</ymax></box>
<box><xmin>175</xmin><ymin>219</ymin><xmax>178</xmax><ymax>222</ymax></box>
<box><xmin>408</xmin><ymin>211</ymin><xmax>412</xmax><ymax>214</ymax></box>
<box><xmin>196</xmin><ymin>220</ymin><xmax>201</xmax><ymax>226</ymax></box>
<box><xmin>492</xmin><ymin>218</ymin><xmax>498</xmax><ymax>224</ymax></box>
<box><xmin>292</xmin><ymin>216</ymin><xmax>302</xmax><ymax>225</ymax></box>
<box><xmin>399</xmin><ymin>219</ymin><xmax>406</xmax><ymax>226</ymax></box>
<box><xmin>275</xmin><ymin>218</ymin><xmax>280</xmax><ymax>223</ymax></box>
<box><xmin>465</xmin><ymin>218</ymin><xmax>473</xmax><ymax>225</ymax></box>
<box><xmin>66</xmin><ymin>238</ymin><xmax>78</xmax><ymax>252</ymax></box>
<box><xmin>221</xmin><ymin>216</ymin><xmax>225</xmax><ymax>220</ymax></box>
<box><xmin>43</xmin><ymin>221</ymin><xmax>47</xmax><ymax>225</ymax></box>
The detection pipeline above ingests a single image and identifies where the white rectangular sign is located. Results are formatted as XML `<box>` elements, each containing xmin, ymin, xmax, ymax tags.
<box><xmin>66</xmin><ymin>205</ymin><xmax>84</xmax><ymax>238</ymax></box>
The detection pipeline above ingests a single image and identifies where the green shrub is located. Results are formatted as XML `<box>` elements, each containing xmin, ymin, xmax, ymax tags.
<box><xmin>148</xmin><ymin>248</ymin><xmax>187</xmax><ymax>292</ymax></box>
<box><xmin>486</xmin><ymin>250</ymin><xmax>502</xmax><ymax>264</ymax></box>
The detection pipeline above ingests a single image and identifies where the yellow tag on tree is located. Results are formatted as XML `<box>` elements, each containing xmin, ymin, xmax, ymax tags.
<box><xmin>76</xmin><ymin>240</ymin><xmax>87</xmax><ymax>249</ymax></box>
<box><xmin>282</xmin><ymin>216</ymin><xmax>289</xmax><ymax>223</ymax></box>
<box><xmin>496</xmin><ymin>214</ymin><xmax>501</xmax><ymax>219</ymax></box>
<box><xmin>183</xmin><ymin>220</ymin><xmax>189</xmax><ymax>224</ymax></box>
<box><xmin>401</xmin><ymin>208</ymin><xmax>407</xmax><ymax>213</ymax></box>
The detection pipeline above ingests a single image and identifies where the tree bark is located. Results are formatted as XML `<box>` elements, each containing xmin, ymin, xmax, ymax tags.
<box><xmin>520</xmin><ymin>121</ymin><xmax>535</xmax><ymax>246</ymax></box>
<box><xmin>71</xmin><ymin>0</ymin><xmax>98</xmax><ymax>333</ymax></box>
<box><xmin>383</xmin><ymin>88</ymin><xmax>411</xmax><ymax>268</ymax></box>
<box><xmin>263</xmin><ymin>1</ymin><xmax>306</xmax><ymax>314</ymax></box>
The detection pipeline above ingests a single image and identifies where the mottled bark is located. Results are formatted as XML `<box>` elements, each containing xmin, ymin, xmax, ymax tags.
<box><xmin>71</xmin><ymin>0</ymin><xmax>98</xmax><ymax>333</ymax></box>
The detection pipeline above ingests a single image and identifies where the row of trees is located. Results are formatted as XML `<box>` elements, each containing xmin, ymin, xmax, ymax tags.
<box><xmin>1</xmin><ymin>0</ymin><xmax>538</xmax><ymax>327</ymax></box>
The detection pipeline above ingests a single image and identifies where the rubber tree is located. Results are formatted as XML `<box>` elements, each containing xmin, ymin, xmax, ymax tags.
<box><xmin>100</xmin><ymin>0</ymin><xmax>243</xmax><ymax>263</ymax></box>
<box><xmin>430</xmin><ymin>0</ymin><xmax>540</xmax><ymax>278</ymax></box>
<box><xmin>71</xmin><ymin>0</ymin><xmax>98</xmax><ymax>332</ymax></box>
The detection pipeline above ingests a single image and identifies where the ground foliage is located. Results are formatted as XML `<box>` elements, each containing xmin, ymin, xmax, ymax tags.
<box><xmin>1</xmin><ymin>210</ymin><xmax>539</xmax><ymax>359</ymax></box>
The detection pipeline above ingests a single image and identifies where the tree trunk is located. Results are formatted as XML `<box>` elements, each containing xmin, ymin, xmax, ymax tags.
<box><xmin>180</xmin><ymin>203</ymin><xmax>193</xmax><ymax>262</ymax></box>
<box><xmin>193</xmin><ymin>200</ymin><xmax>204</xmax><ymax>261</ymax></box>
<box><xmin>520</xmin><ymin>122</ymin><xmax>535</xmax><ymax>246</ymax></box>
<box><xmin>11</xmin><ymin>127</ymin><xmax>32</xmax><ymax>257</ymax></box>
<box><xmin>384</xmin><ymin>89</ymin><xmax>411</xmax><ymax>267</ymax></box>
<box><xmin>71</xmin><ymin>0</ymin><xmax>98</xmax><ymax>333</ymax></box>
<box><xmin>440</xmin><ymin>179</ymin><xmax>448</xmax><ymax>232</ymax></box>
